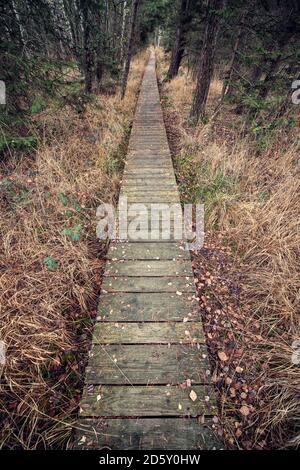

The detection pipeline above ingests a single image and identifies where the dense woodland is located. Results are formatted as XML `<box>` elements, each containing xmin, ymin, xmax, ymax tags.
<box><xmin>0</xmin><ymin>0</ymin><xmax>299</xmax><ymax>450</ymax></box>
<box><xmin>1</xmin><ymin>0</ymin><xmax>299</xmax><ymax>137</ymax></box>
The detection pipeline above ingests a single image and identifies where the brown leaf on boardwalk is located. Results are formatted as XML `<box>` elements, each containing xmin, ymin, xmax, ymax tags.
<box><xmin>189</xmin><ymin>390</ymin><xmax>197</xmax><ymax>402</ymax></box>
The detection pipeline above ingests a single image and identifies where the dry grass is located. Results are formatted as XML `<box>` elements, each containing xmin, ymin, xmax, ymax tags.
<box><xmin>0</xmin><ymin>51</ymin><xmax>148</xmax><ymax>449</ymax></box>
<box><xmin>158</xmin><ymin>48</ymin><xmax>300</xmax><ymax>448</ymax></box>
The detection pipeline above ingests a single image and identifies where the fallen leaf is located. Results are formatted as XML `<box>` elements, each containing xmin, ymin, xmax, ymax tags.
<box><xmin>189</xmin><ymin>390</ymin><xmax>197</xmax><ymax>401</ymax></box>
<box><xmin>239</xmin><ymin>405</ymin><xmax>250</xmax><ymax>416</ymax></box>
<box><xmin>218</xmin><ymin>351</ymin><xmax>228</xmax><ymax>362</ymax></box>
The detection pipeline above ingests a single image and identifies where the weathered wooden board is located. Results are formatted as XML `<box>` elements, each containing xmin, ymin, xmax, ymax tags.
<box><xmin>125</xmin><ymin>162</ymin><xmax>172</xmax><ymax>169</ymax></box>
<box><xmin>97</xmin><ymin>292</ymin><xmax>199</xmax><ymax>321</ymax></box>
<box><xmin>105</xmin><ymin>260</ymin><xmax>193</xmax><ymax>277</ymax></box>
<box><xmin>124</xmin><ymin>197</ymin><xmax>180</xmax><ymax>205</ymax></box>
<box><xmin>122</xmin><ymin>176</ymin><xmax>176</xmax><ymax>183</ymax></box>
<box><xmin>86</xmin><ymin>344</ymin><xmax>209</xmax><ymax>384</ymax></box>
<box><xmin>101</xmin><ymin>276</ymin><xmax>195</xmax><ymax>293</ymax></box>
<box><xmin>118</xmin><ymin>201</ymin><xmax>183</xmax><ymax>212</ymax></box>
<box><xmin>92</xmin><ymin>322</ymin><xmax>204</xmax><ymax>344</ymax></box>
<box><xmin>118</xmin><ymin>234</ymin><xmax>187</xmax><ymax>243</ymax></box>
<box><xmin>122</xmin><ymin>184</ymin><xmax>177</xmax><ymax>192</ymax></box>
<box><xmin>120</xmin><ymin>212</ymin><xmax>184</xmax><ymax>223</ymax></box>
<box><xmin>107</xmin><ymin>242</ymin><xmax>190</xmax><ymax>260</ymax></box>
<box><xmin>122</xmin><ymin>185</ymin><xmax>177</xmax><ymax>192</ymax></box>
<box><xmin>75</xmin><ymin>418</ymin><xmax>222</xmax><ymax>449</ymax></box>
<box><xmin>121</xmin><ymin>191</ymin><xmax>179</xmax><ymax>200</ymax></box>
<box><xmin>79</xmin><ymin>385</ymin><xmax>217</xmax><ymax>417</ymax></box>
<box><xmin>124</xmin><ymin>169</ymin><xmax>173</xmax><ymax>176</ymax></box>
<box><xmin>126</xmin><ymin>156</ymin><xmax>171</xmax><ymax>162</ymax></box>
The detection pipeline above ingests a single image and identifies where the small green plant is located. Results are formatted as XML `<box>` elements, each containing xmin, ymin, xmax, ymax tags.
<box><xmin>257</xmin><ymin>191</ymin><xmax>267</xmax><ymax>203</ymax></box>
<box><xmin>30</xmin><ymin>96</ymin><xmax>46</xmax><ymax>114</ymax></box>
<box><xmin>43</xmin><ymin>256</ymin><xmax>58</xmax><ymax>271</ymax></box>
<box><xmin>72</xmin><ymin>200</ymin><xmax>81</xmax><ymax>213</ymax></box>
<box><xmin>63</xmin><ymin>224</ymin><xmax>82</xmax><ymax>241</ymax></box>
<box><xmin>58</xmin><ymin>192</ymin><xmax>69</xmax><ymax>206</ymax></box>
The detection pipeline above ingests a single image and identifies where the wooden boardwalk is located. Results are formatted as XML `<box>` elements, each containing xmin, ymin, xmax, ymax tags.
<box><xmin>75</xmin><ymin>52</ymin><xmax>221</xmax><ymax>450</ymax></box>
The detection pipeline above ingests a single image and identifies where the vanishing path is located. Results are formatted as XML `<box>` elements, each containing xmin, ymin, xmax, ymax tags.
<box><xmin>75</xmin><ymin>52</ymin><xmax>221</xmax><ymax>450</ymax></box>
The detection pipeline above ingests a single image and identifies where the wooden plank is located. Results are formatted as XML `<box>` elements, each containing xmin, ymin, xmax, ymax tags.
<box><xmin>92</xmin><ymin>322</ymin><xmax>204</xmax><ymax>344</ymax></box>
<box><xmin>101</xmin><ymin>276</ymin><xmax>195</xmax><ymax>293</ymax></box>
<box><xmin>124</xmin><ymin>169</ymin><xmax>173</xmax><ymax>176</ymax></box>
<box><xmin>125</xmin><ymin>162</ymin><xmax>172</xmax><ymax>169</ymax></box>
<box><xmin>118</xmin><ymin>201</ymin><xmax>182</xmax><ymax>213</ymax></box>
<box><xmin>116</xmin><ymin>234</ymin><xmax>186</xmax><ymax>243</ymax></box>
<box><xmin>75</xmin><ymin>418</ymin><xmax>222</xmax><ymax>449</ymax></box>
<box><xmin>105</xmin><ymin>260</ymin><xmax>193</xmax><ymax>277</ymax></box>
<box><xmin>97</xmin><ymin>292</ymin><xmax>199</xmax><ymax>322</ymax></box>
<box><xmin>122</xmin><ymin>183</ymin><xmax>177</xmax><ymax>190</ymax></box>
<box><xmin>122</xmin><ymin>176</ymin><xmax>176</xmax><ymax>183</ymax></box>
<box><xmin>121</xmin><ymin>211</ymin><xmax>184</xmax><ymax>223</ymax></box>
<box><xmin>121</xmin><ymin>189</ymin><xmax>179</xmax><ymax>197</ymax></box>
<box><xmin>126</xmin><ymin>156</ymin><xmax>171</xmax><ymax>162</ymax></box>
<box><xmin>85</xmin><ymin>344</ymin><xmax>210</xmax><ymax>384</ymax></box>
<box><xmin>107</xmin><ymin>242</ymin><xmax>190</xmax><ymax>260</ymax></box>
<box><xmin>79</xmin><ymin>385</ymin><xmax>217</xmax><ymax>417</ymax></box>
<box><xmin>124</xmin><ymin>196</ymin><xmax>180</xmax><ymax>204</ymax></box>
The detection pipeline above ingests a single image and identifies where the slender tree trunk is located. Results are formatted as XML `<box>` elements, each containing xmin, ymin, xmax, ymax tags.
<box><xmin>95</xmin><ymin>59</ymin><xmax>103</xmax><ymax>89</ymax></box>
<box><xmin>120</xmin><ymin>0</ymin><xmax>128</xmax><ymax>64</ymax></box>
<box><xmin>10</xmin><ymin>0</ymin><xmax>27</xmax><ymax>57</ymax></box>
<box><xmin>63</xmin><ymin>0</ymin><xmax>81</xmax><ymax>61</ymax></box>
<box><xmin>121</xmin><ymin>0</ymin><xmax>140</xmax><ymax>99</ymax></box>
<box><xmin>80</xmin><ymin>0</ymin><xmax>93</xmax><ymax>93</ymax></box>
<box><xmin>190</xmin><ymin>0</ymin><xmax>224</xmax><ymax>123</ymax></box>
<box><xmin>167</xmin><ymin>0</ymin><xmax>190</xmax><ymax>80</ymax></box>
<box><xmin>219</xmin><ymin>10</ymin><xmax>246</xmax><ymax>105</ymax></box>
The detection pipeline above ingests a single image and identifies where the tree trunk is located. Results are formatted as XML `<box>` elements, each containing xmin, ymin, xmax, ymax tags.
<box><xmin>167</xmin><ymin>0</ymin><xmax>190</xmax><ymax>80</ymax></box>
<box><xmin>121</xmin><ymin>0</ymin><xmax>140</xmax><ymax>99</ymax></box>
<box><xmin>120</xmin><ymin>0</ymin><xmax>128</xmax><ymax>64</ymax></box>
<box><xmin>219</xmin><ymin>10</ymin><xmax>246</xmax><ymax>106</ymax></box>
<box><xmin>63</xmin><ymin>0</ymin><xmax>82</xmax><ymax>62</ymax></box>
<box><xmin>80</xmin><ymin>0</ymin><xmax>93</xmax><ymax>93</ymax></box>
<box><xmin>10</xmin><ymin>0</ymin><xmax>27</xmax><ymax>56</ymax></box>
<box><xmin>189</xmin><ymin>0</ymin><xmax>224</xmax><ymax>124</ymax></box>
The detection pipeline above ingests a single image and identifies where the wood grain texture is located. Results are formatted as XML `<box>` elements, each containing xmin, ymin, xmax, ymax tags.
<box><xmin>75</xmin><ymin>418</ymin><xmax>222</xmax><ymax>449</ymax></box>
<box><xmin>101</xmin><ymin>276</ymin><xmax>195</xmax><ymax>293</ymax></box>
<box><xmin>92</xmin><ymin>322</ymin><xmax>205</xmax><ymax>344</ymax></box>
<box><xmin>105</xmin><ymin>260</ymin><xmax>193</xmax><ymax>277</ymax></box>
<box><xmin>97</xmin><ymin>292</ymin><xmax>199</xmax><ymax>321</ymax></box>
<box><xmin>79</xmin><ymin>385</ymin><xmax>217</xmax><ymax>417</ymax></box>
<box><xmin>107</xmin><ymin>242</ymin><xmax>190</xmax><ymax>260</ymax></box>
<box><xmin>86</xmin><ymin>344</ymin><xmax>210</xmax><ymax>384</ymax></box>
